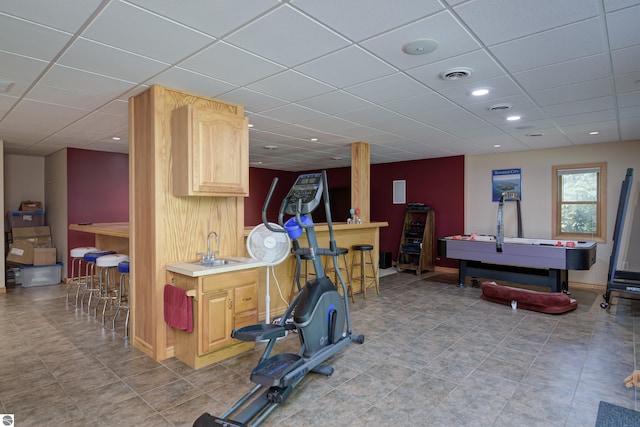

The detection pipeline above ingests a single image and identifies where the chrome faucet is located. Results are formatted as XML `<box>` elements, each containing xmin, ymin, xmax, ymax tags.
<box><xmin>205</xmin><ymin>231</ymin><xmax>219</xmax><ymax>262</ymax></box>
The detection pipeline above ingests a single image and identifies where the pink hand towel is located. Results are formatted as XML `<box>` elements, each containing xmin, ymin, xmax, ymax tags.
<box><xmin>164</xmin><ymin>284</ymin><xmax>194</xmax><ymax>332</ymax></box>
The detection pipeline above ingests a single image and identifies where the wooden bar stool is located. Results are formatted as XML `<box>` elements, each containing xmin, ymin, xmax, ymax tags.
<box><xmin>66</xmin><ymin>246</ymin><xmax>99</xmax><ymax>306</ymax></box>
<box><xmin>324</xmin><ymin>248</ymin><xmax>354</xmax><ymax>303</ymax></box>
<box><xmin>350</xmin><ymin>244</ymin><xmax>379</xmax><ymax>298</ymax></box>
<box><xmin>112</xmin><ymin>260</ymin><xmax>130</xmax><ymax>338</ymax></box>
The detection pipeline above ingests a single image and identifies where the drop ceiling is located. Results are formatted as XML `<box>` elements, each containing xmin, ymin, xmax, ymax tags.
<box><xmin>0</xmin><ymin>0</ymin><xmax>639</xmax><ymax>171</ymax></box>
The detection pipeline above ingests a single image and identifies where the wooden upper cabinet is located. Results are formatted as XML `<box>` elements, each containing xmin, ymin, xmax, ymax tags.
<box><xmin>172</xmin><ymin>104</ymin><xmax>249</xmax><ymax>196</ymax></box>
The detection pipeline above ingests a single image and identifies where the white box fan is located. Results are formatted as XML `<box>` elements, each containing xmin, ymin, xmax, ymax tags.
<box><xmin>246</xmin><ymin>223</ymin><xmax>291</xmax><ymax>323</ymax></box>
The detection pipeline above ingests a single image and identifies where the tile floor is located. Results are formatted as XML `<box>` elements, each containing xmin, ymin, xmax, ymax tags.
<box><xmin>1</xmin><ymin>270</ymin><xmax>639</xmax><ymax>426</ymax></box>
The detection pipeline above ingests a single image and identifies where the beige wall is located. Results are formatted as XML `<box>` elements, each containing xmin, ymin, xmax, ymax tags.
<box><xmin>465</xmin><ymin>140</ymin><xmax>640</xmax><ymax>285</ymax></box>
<box><xmin>4</xmin><ymin>154</ymin><xmax>45</xmax><ymax>212</ymax></box>
<box><xmin>44</xmin><ymin>149</ymin><xmax>68</xmax><ymax>269</ymax></box>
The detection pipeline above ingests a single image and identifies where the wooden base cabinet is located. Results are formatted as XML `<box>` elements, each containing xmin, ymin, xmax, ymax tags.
<box><xmin>168</xmin><ymin>269</ymin><xmax>258</xmax><ymax>369</ymax></box>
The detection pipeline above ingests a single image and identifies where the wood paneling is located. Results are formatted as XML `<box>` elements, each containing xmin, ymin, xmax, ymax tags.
<box><xmin>129</xmin><ymin>85</ymin><xmax>245</xmax><ymax>361</ymax></box>
<box><xmin>351</xmin><ymin>142</ymin><xmax>370</xmax><ymax>222</ymax></box>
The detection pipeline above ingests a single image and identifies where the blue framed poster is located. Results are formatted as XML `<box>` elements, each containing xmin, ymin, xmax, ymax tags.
<box><xmin>492</xmin><ymin>168</ymin><xmax>521</xmax><ymax>201</ymax></box>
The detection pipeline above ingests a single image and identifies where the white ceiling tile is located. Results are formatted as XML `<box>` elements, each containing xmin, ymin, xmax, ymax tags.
<box><xmin>60</xmin><ymin>38</ymin><xmax>170</xmax><ymax>83</ymax></box>
<box><xmin>618</xmin><ymin>92</ymin><xmax>640</xmax><ymax>109</ymax></box>
<box><xmin>345</xmin><ymin>73</ymin><xmax>431</xmax><ymax>104</ymax></box>
<box><xmin>292</xmin><ymin>0</ymin><xmax>444</xmax><ymax>42</ymax></box>
<box><xmin>513</xmin><ymin>54</ymin><xmax>611</xmax><ymax>92</ymax></box>
<box><xmin>226</xmin><ymin>5</ymin><xmax>349</xmax><ymax>67</ymax></box>
<box><xmin>552</xmin><ymin>110</ymin><xmax>617</xmax><ymax>126</ymax></box>
<box><xmin>337</xmin><ymin>106</ymin><xmax>404</xmax><ymax>128</ymax></box>
<box><xmin>611</xmin><ymin>44</ymin><xmax>640</xmax><ymax>75</ymax></box>
<box><xmin>41</xmin><ymin>65</ymin><xmax>138</xmax><ymax>97</ymax></box>
<box><xmin>466</xmin><ymin>94</ymin><xmax>539</xmax><ymax>118</ymax></box>
<box><xmin>383</xmin><ymin>92</ymin><xmax>457</xmax><ymax>118</ymax></box>
<box><xmin>128</xmin><ymin>0</ymin><xmax>280</xmax><ymax>38</ymax></box>
<box><xmin>246</xmin><ymin>70</ymin><xmax>334</xmax><ymax>102</ymax></box>
<box><xmin>0</xmin><ymin>0</ymin><xmax>103</xmax><ymax>32</ymax></box>
<box><xmin>606</xmin><ymin>4</ymin><xmax>640</xmax><ymax>50</ymax></box>
<box><xmin>82</xmin><ymin>1</ymin><xmax>214</xmax><ymax>63</ymax></box>
<box><xmin>217</xmin><ymin>88</ymin><xmax>288</xmax><ymax>114</ymax></box>
<box><xmin>620</xmin><ymin>117</ymin><xmax>640</xmax><ymax>140</ymax></box>
<box><xmin>297</xmin><ymin>91</ymin><xmax>373</xmax><ymax>115</ymax></box>
<box><xmin>614</xmin><ymin>73</ymin><xmax>640</xmax><ymax>94</ymax></box>
<box><xmin>180</xmin><ymin>42</ymin><xmax>285</xmax><ymax>86</ymax></box>
<box><xmin>489</xmin><ymin>18</ymin><xmax>605</xmax><ymax>73</ymax></box>
<box><xmin>0</xmin><ymin>14</ymin><xmax>72</xmax><ymax>60</ymax></box>
<box><xmin>0</xmin><ymin>51</ymin><xmax>48</xmax><ymax>81</ymax></box>
<box><xmin>148</xmin><ymin>67</ymin><xmax>235</xmax><ymax>98</ymax></box>
<box><xmin>530</xmin><ymin>78</ymin><xmax>613</xmax><ymax>106</ymax></box>
<box><xmin>26</xmin><ymin>84</ymin><xmax>112</xmax><ymax>111</ymax></box>
<box><xmin>541</xmin><ymin>96</ymin><xmax>615</xmax><ymax>118</ymax></box>
<box><xmin>361</xmin><ymin>11</ymin><xmax>481</xmax><ymax>70</ymax></box>
<box><xmin>454</xmin><ymin>0</ymin><xmax>599</xmax><ymax>46</ymax></box>
<box><xmin>604</xmin><ymin>0</ymin><xmax>640</xmax><ymax>12</ymax></box>
<box><xmin>258</xmin><ymin>104</ymin><xmax>327</xmax><ymax>124</ymax></box>
<box><xmin>98</xmin><ymin>99</ymin><xmax>129</xmax><ymax>117</ymax></box>
<box><xmin>295</xmin><ymin>46</ymin><xmax>396</xmax><ymax>88</ymax></box>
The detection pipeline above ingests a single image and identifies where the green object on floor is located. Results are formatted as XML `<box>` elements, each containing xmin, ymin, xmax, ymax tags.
<box><xmin>596</xmin><ymin>401</ymin><xmax>640</xmax><ymax>426</ymax></box>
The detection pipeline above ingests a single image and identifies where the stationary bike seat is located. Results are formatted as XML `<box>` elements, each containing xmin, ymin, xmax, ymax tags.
<box><xmin>294</xmin><ymin>276</ymin><xmax>336</xmax><ymax>324</ymax></box>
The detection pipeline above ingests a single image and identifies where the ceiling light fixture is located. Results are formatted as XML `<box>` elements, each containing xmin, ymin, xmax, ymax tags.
<box><xmin>526</xmin><ymin>133</ymin><xmax>544</xmax><ymax>137</ymax></box>
<box><xmin>493</xmin><ymin>144</ymin><xmax>502</xmax><ymax>148</ymax></box>
<box><xmin>263</xmin><ymin>145</ymin><xmax>278</xmax><ymax>150</ymax></box>
<box><xmin>248</xmin><ymin>123</ymin><xmax>254</xmax><ymax>128</ymax></box>
<box><xmin>0</xmin><ymin>79</ymin><xmax>14</xmax><ymax>93</ymax></box>
<box><xmin>440</xmin><ymin>67</ymin><xmax>473</xmax><ymax>80</ymax></box>
<box><xmin>332</xmin><ymin>156</ymin><xmax>343</xmax><ymax>161</ymax></box>
<box><xmin>589</xmin><ymin>131</ymin><xmax>600</xmax><ymax>135</ymax></box>
<box><xmin>310</xmin><ymin>138</ymin><xmax>318</xmax><ymax>142</ymax></box>
<box><xmin>402</xmin><ymin>38</ymin><xmax>439</xmax><ymax>55</ymax></box>
<box><xmin>506</xmin><ymin>115</ymin><xmax>521</xmax><ymax>121</ymax></box>
<box><xmin>111</xmin><ymin>136</ymin><xmax>121</xmax><ymax>141</ymax></box>
<box><xmin>471</xmin><ymin>88</ymin><xmax>490</xmax><ymax>96</ymax></box>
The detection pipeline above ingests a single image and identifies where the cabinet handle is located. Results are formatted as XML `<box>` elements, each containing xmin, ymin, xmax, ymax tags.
<box><xmin>242</xmin><ymin>297</ymin><xmax>252</xmax><ymax>302</ymax></box>
<box><xmin>229</xmin><ymin>299</ymin><xmax>233</xmax><ymax>309</ymax></box>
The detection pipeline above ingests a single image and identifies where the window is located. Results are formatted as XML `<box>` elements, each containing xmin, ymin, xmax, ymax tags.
<box><xmin>552</xmin><ymin>162</ymin><xmax>606</xmax><ymax>242</ymax></box>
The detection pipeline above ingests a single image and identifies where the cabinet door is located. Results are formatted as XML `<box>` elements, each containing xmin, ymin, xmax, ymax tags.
<box><xmin>199</xmin><ymin>289</ymin><xmax>232</xmax><ymax>355</ymax></box>
<box><xmin>172</xmin><ymin>104</ymin><xmax>249</xmax><ymax>196</ymax></box>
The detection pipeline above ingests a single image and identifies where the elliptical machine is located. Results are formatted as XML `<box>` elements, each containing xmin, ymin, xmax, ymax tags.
<box><xmin>194</xmin><ymin>170</ymin><xmax>364</xmax><ymax>427</ymax></box>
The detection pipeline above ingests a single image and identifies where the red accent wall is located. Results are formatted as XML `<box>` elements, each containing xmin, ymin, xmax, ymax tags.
<box><xmin>245</xmin><ymin>155</ymin><xmax>464</xmax><ymax>268</ymax></box>
<box><xmin>67</xmin><ymin>149</ymin><xmax>129</xmax><ymax>268</ymax></box>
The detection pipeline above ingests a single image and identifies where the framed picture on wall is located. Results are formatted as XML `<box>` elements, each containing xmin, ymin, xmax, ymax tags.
<box><xmin>393</xmin><ymin>180</ymin><xmax>406</xmax><ymax>204</ymax></box>
<box><xmin>492</xmin><ymin>168</ymin><xmax>521</xmax><ymax>201</ymax></box>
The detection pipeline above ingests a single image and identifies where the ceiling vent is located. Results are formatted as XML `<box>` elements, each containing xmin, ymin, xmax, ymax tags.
<box><xmin>489</xmin><ymin>104</ymin><xmax>512</xmax><ymax>111</ymax></box>
<box><xmin>440</xmin><ymin>67</ymin><xmax>473</xmax><ymax>81</ymax></box>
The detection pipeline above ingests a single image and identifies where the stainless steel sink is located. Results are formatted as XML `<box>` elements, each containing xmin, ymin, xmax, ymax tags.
<box><xmin>194</xmin><ymin>258</ymin><xmax>237</xmax><ymax>267</ymax></box>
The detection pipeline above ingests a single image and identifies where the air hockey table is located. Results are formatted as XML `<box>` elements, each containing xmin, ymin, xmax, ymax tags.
<box><xmin>437</xmin><ymin>235</ymin><xmax>597</xmax><ymax>293</ymax></box>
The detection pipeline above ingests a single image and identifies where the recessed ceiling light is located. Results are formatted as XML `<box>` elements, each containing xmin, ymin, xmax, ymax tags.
<box><xmin>250</xmin><ymin>161</ymin><xmax>263</xmax><ymax>165</ymax></box>
<box><xmin>526</xmin><ymin>133</ymin><xmax>544</xmax><ymax>137</ymax></box>
<box><xmin>111</xmin><ymin>136</ymin><xmax>121</xmax><ymax>141</ymax></box>
<box><xmin>332</xmin><ymin>156</ymin><xmax>343</xmax><ymax>161</ymax></box>
<box><xmin>493</xmin><ymin>144</ymin><xmax>502</xmax><ymax>148</ymax></box>
<box><xmin>0</xmin><ymin>79</ymin><xmax>14</xmax><ymax>93</ymax></box>
<box><xmin>264</xmin><ymin>145</ymin><xmax>278</xmax><ymax>150</ymax></box>
<box><xmin>310</xmin><ymin>138</ymin><xmax>318</xmax><ymax>142</ymax></box>
<box><xmin>440</xmin><ymin>67</ymin><xmax>473</xmax><ymax>80</ymax></box>
<box><xmin>506</xmin><ymin>115</ymin><xmax>521</xmax><ymax>121</ymax></box>
<box><xmin>402</xmin><ymin>38</ymin><xmax>439</xmax><ymax>55</ymax></box>
<box><xmin>589</xmin><ymin>131</ymin><xmax>600</xmax><ymax>135</ymax></box>
<box><xmin>248</xmin><ymin>123</ymin><xmax>254</xmax><ymax>128</ymax></box>
<box><xmin>471</xmin><ymin>88</ymin><xmax>490</xmax><ymax>96</ymax></box>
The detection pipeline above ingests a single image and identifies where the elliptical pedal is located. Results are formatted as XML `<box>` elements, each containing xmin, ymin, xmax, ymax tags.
<box><xmin>193</xmin><ymin>413</ymin><xmax>247</xmax><ymax>427</ymax></box>
<box><xmin>251</xmin><ymin>353</ymin><xmax>304</xmax><ymax>387</ymax></box>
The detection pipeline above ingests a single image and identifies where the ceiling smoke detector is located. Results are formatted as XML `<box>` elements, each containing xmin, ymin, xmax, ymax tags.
<box><xmin>489</xmin><ymin>104</ymin><xmax>512</xmax><ymax>111</ymax></box>
<box><xmin>402</xmin><ymin>38</ymin><xmax>439</xmax><ymax>55</ymax></box>
<box><xmin>440</xmin><ymin>67</ymin><xmax>473</xmax><ymax>81</ymax></box>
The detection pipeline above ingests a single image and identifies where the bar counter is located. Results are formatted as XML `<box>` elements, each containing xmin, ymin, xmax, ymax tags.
<box><xmin>244</xmin><ymin>221</ymin><xmax>388</xmax><ymax>320</ymax></box>
<box><xmin>69</xmin><ymin>222</ymin><xmax>129</xmax><ymax>254</ymax></box>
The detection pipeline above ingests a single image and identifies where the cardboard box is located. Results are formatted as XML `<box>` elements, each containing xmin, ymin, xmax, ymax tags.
<box><xmin>33</xmin><ymin>247</ymin><xmax>56</xmax><ymax>266</ymax></box>
<box><xmin>12</xmin><ymin>226</ymin><xmax>52</xmax><ymax>246</ymax></box>
<box><xmin>6</xmin><ymin>210</ymin><xmax>45</xmax><ymax>229</ymax></box>
<box><xmin>19</xmin><ymin>200</ymin><xmax>43</xmax><ymax>210</ymax></box>
<box><xmin>6</xmin><ymin>241</ymin><xmax>35</xmax><ymax>265</ymax></box>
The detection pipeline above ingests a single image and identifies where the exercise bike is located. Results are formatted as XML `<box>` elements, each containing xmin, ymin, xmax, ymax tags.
<box><xmin>194</xmin><ymin>170</ymin><xmax>364</xmax><ymax>427</ymax></box>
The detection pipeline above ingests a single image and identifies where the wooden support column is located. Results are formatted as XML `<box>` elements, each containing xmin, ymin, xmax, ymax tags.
<box><xmin>351</xmin><ymin>142</ymin><xmax>370</xmax><ymax>222</ymax></box>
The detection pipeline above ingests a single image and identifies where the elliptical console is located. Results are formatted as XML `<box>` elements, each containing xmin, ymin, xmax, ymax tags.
<box><xmin>194</xmin><ymin>171</ymin><xmax>363</xmax><ymax>427</ymax></box>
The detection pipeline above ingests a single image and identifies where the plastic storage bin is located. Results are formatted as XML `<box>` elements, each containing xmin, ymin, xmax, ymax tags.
<box><xmin>20</xmin><ymin>263</ymin><xmax>62</xmax><ymax>287</ymax></box>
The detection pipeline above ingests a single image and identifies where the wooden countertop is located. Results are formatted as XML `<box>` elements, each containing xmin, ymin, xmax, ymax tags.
<box><xmin>69</xmin><ymin>222</ymin><xmax>129</xmax><ymax>238</ymax></box>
